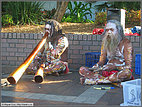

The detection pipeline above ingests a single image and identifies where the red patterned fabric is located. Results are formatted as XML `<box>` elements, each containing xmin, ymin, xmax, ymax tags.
<box><xmin>92</xmin><ymin>28</ymin><xmax>104</xmax><ymax>35</ymax></box>
<box><xmin>130</xmin><ymin>69</ymin><xmax>135</xmax><ymax>80</ymax></box>
<box><xmin>102</xmin><ymin>69</ymin><xmax>134</xmax><ymax>80</ymax></box>
<box><xmin>125</xmin><ymin>33</ymin><xmax>140</xmax><ymax>36</ymax></box>
<box><xmin>64</xmin><ymin>63</ymin><xmax>69</xmax><ymax>74</ymax></box>
<box><xmin>102</xmin><ymin>70</ymin><xmax>118</xmax><ymax>77</ymax></box>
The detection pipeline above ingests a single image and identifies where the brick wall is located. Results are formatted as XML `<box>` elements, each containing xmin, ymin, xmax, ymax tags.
<box><xmin>1</xmin><ymin>33</ymin><xmax>141</xmax><ymax>73</ymax></box>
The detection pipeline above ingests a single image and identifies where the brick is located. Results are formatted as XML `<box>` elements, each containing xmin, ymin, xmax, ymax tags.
<box><xmin>16</xmin><ymin>61</ymin><xmax>23</xmax><ymax>66</ymax></box>
<box><xmin>133</xmin><ymin>48</ymin><xmax>141</xmax><ymax>53</ymax></box>
<box><xmin>9</xmin><ymin>61</ymin><xmax>16</xmax><ymax>66</ymax></box>
<box><xmin>1</xmin><ymin>43</ymin><xmax>9</xmax><ymax>47</ymax></box>
<box><xmin>18</xmin><ymin>57</ymin><xmax>24</xmax><ymax>61</ymax></box>
<box><xmin>15</xmin><ymin>53</ymin><xmax>26</xmax><ymax>57</ymax></box>
<box><xmin>2</xmin><ymin>61</ymin><xmax>9</xmax><ymax>65</ymax></box>
<box><xmin>24</xmin><ymin>48</ymin><xmax>32</xmax><ymax>53</ymax></box>
<box><xmin>4</xmin><ymin>33</ymin><xmax>8</xmax><ymax>38</ymax></box>
<box><xmin>135</xmin><ymin>36</ymin><xmax>140</xmax><ymax>42</ymax></box>
<box><xmin>80</xmin><ymin>50</ymin><xmax>91</xmax><ymax>55</ymax></box>
<box><xmin>79</xmin><ymin>59</ymin><xmax>85</xmax><ymax>65</ymax></box>
<box><xmin>74</xmin><ymin>34</ymin><xmax>79</xmax><ymax>40</ymax></box>
<box><xmin>0</xmin><ymin>33</ymin><xmax>5</xmax><ymax>38</ymax></box>
<box><xmin>2</xmin><ymin>52</ymin><xmax>9</xmax><ymax>56</ymax></box>
<box><xmin>70</xmin><ymin>45</ymin><xmax>82</xmax><ymax>50</ymax></box>
<box><xmin>132</xmin><ymin>43</ymin><xmax>140</xmax><ymax>47</ymax></box>
<box><xmin>7</xmin><ymin>48</ymin><xmax>17</xmax><ymax>52</ymax></box>
<box><xmin>70</xmin><ymin>55</ymin><xmax>82</xmax><ymax>59</ymax></box>
<box><xmin>83</xmin><ymin>46</ymin><xmax>89</xmax><ymax>50</ymax></box>
<box><xmin>73</xmin><ymin>50</ymin><xmax>79</xmax><ymax>54</ymax></box>
<box><xmin>16</xmin><ymin>44</ymin><xmax>26</xmax><ymax>48</ymax></box>
<box><xmin>90</xmin><ymin>46</ymin><xmax>101</xmax><ymax>51</ymax></box>
<box><xmin>71</xmin><ymin>64</ymin><xmax>80</xmax><ymax>70</ymax></box>
<box><xmin>25</xmin><ymin>33</ymin><xmax>30</xmax><ymax>39</ymax></box>
<box><xmin>13</xmin><ymin>33</ymin><xmax>17</xmax><ymax>38</ymax></box>
<box><xmin>77</xmin><ymin>34</ymin><xmax>82</xmax><ymax>40</ymax></box>
<box><xmin>68</xmin><ymin>50</ymin><xmax>72</xmax><ymax>54</ymax></box>
<box><xmin>2</xmin><ymin>48</ymin><xmax>7</xmax><ymax>51</ymax></box>
<box><xmin>96</xmin><ymin>35</ymin><xmax>102</xmax><ymax>41</ymax></box>
<box><xmin>7</xmin><ymin>39</ymin><xmax>17</xmax><ymax>43</ymax></box>
<box><xmin>92</xmin><ymin>35</ymin><xmax>97</xmax><ymax>40</ymax></box>
<box><xmin>83</xmin><ymin>35</ymin><xmax>87</xmax><ymax>40</ymax></box>
<box><xmin>9</xmin><ymin>44</ymin><xmax>15</xmax><ymax>47</ymax></box>
<box><xmin>88</xmin><ymin>35</ymin><xmax>92</xmax><ymax>40</ymax></box>
<box><xmin>38</xmin><ymin>34</ymin><xmax>42</xmax><ymax>39</ymax></box>
<box><xmin>26</xmin><ymin>44</ymin><xmax>33</xmax><ymax>48</ymax></box>
<box><xmin>36</xmin><ymin>40</ymin><xmax>40</xmax><ymax>43</ymax></box>
<box><xmin>72</xmin><ymin>41</ymin><xmax>79</xmax><ymax>45</ymax></box>
<box><xmin>18</xmin><ymin>39</ymin><xmax>24</xmax><ymax>43</ymax></box>
<box><xmin>68</xmin><ymin>59</ymin><xmax>72</xmax><ymax>63</ymax></box>
<box><xmin>8</xmin><ymin>33</ymin><xmax>12</xmax><ymax>38</ymax></box>
<box><xmin>7</xmin><ymin>57</ymin><xmax>17</xmax><ymax>61</ymax></box>
<box><xmin>21</xmin><ymin>33</ymin><xmax>25</xmax><ymax>39</ymax></box>
<box><xmin>30</xmin><ymin>33</ymin><xmax>34</xmax><ymax>39</ymax></box>
<box><xmin>130</xmin><ymin>36</ymin><xmax>135</xmax><ymax>42</ymax></box>
<box><xmin>17</xmin><ymin>33</ymin><xmax>21</xmax><ymax>38</ymax></box>
<box><xmin>69</xmin><ymin>41</ymin><xmax>72</xmax><ymax>45</ymax></box>
<box><xmin>1</xmin><ymin>39</ymin><xmax>7</xmax><ymax>43</ymax></box>
<box><xmin>33</xmin><ymin>44</ymin><xmax>37</xmax><ymax>48</ymax></box>
<box><xmin>93</xmin><ymin>41</ymin><xmax>100</xmax><ymax>46</ymax></box>
<box><xmin>34</xmin><ymin>34</ymin><xmax>38</xmax><ymax>39</ymax></box>
<box><xmin>9</xmin><ymin>52</ymin><xmax>15</xmax><ymax>56</ymax></box>
<box><xmin>72</xmin><ymin>59</ymin><xmax>79</xmax><ymax>63</ymax></box>
<box><xmin>1</xmin><ymin>56</ymin><xmax>6</xmax><ymax>60</ymax></box>
<box><xmin>18</xmin><ymin>48</ymin><xmax>23</xmax><ymax>52</ymax></box>
<box><xmin>24</xmin><ymin>40</ymin><xmax>35</xmax><ymax>44</ymax></box>
<box><xmin>68</xmin><ymin>34</ymin><xmax>73</xmax><ymax>40</ymax></box>
<box><xmin>80</xmin><ymin>41</ymin><xmax>92</xmax><ymax>46</ymax></box>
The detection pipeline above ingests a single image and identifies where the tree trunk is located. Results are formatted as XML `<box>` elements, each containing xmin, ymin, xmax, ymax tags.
<box><xmin>53</xmin><ymin>1</ymin><xmax>69</xmax><ymax>22</ymax></box>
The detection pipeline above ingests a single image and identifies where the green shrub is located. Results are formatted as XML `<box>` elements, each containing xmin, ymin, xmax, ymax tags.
<box><xmin>2</xmin><ymin>14</ymin><xmax>14</xmax><ymax>27</ymax></box>
<box><xmin>94</xmin><ymin>12</ymin><xmax>107</xmax><ymax>26</ymax></box>
<box><xmin>94</xmin><ymin>10</ymin><xmax>141</xmax><ymax>27</ymax></box>
<box><xmin>126</xmin><ymin>10</ymin><xmax>141</xmax><ymax>26</ymax></box>
<box><xmin>62</xmin><ymin>1</ymin><xmax>93</xmax><ymax>23</ymax></box>
<box><xmin>41</xmin><ymin>8</ymin><xmax>56</xmax><ymax>19</ymax></box>
<box><xmin>2</xmin><ymin>1</ymin><xmax>45</xmax><ymax>26</ymax></box>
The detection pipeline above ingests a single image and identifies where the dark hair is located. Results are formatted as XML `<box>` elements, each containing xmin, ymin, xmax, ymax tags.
<box><xmin>45</xmin><ymin>20</ymin><xmax>62</xmax><ymax>34</ymax></box>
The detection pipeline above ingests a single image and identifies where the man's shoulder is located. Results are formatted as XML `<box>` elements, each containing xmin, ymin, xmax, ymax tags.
<box><xmin>122</xmin><ymin>37</ymin><xmax>131</xmax><ymax>43</ymax></box>
<box><xmin>58</xmin><ymin>34</ymin><xmax>68</xmax><ymax>40</ymax></box>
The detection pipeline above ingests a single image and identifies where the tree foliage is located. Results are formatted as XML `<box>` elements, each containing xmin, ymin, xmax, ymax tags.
<box><xmin>94</xmin><ymin>1</ymin><xmax>140</xmax><ymax>12</ymax></box>
<box><xmin>2</xmin><ymin>1</ymin><xmax>45</xmax><ymax>26</ymax></box>
<box><xmin>62</xmin><ymin>1</ymin><xmax>93</xmax><ymax>23</ymax></box>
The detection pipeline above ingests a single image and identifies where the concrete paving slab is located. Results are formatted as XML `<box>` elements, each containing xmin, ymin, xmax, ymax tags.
<box><xmin>1</xmin><ymin>71</ymin><xmax>138</xmax><ymax>106</ymax></box>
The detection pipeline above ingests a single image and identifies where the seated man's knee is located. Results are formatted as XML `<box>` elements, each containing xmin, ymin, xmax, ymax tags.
<box><xmin>118</xmin><ymin>69</ymin><xmax>132</xmax><ymax>80</ymax></box>
<box><xmin>108</xmin><ymin>73</ymin><xmax>118</xmax><ymax>82</ymax></box>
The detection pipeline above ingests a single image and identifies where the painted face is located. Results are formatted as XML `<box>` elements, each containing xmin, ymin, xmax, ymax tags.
<box><xmin>105</xmin><ymin>22</ymin><xmax>117</xmax><ymax>36</ymax></box>
<box><xmin>45</xmin><ymin>24</ymin><xmax>51</xmax><ymax>34</ymax></box>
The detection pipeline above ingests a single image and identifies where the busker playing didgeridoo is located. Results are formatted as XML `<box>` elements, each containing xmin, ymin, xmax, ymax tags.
<box><xmin>27</xmin><ymin>20</ymin><xmax>69</xmax><ymax>76</ymax></box>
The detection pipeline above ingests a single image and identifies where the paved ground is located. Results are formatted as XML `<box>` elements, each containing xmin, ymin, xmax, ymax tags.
<box><xmin>1</xmin><ymin>71</ymin><xmax>141</xmax><ymax>107</ymax></box>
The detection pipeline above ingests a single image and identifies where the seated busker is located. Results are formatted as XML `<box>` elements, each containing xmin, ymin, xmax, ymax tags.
<box><xmin>79</xmin><ymin>20</ymin><xmax>134</xmax><ymax>85</ymax></box>
<box><xmin>27</xmin><ymin>20</ymin><xmax>69</xmax><ymax>76</ymax></box>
